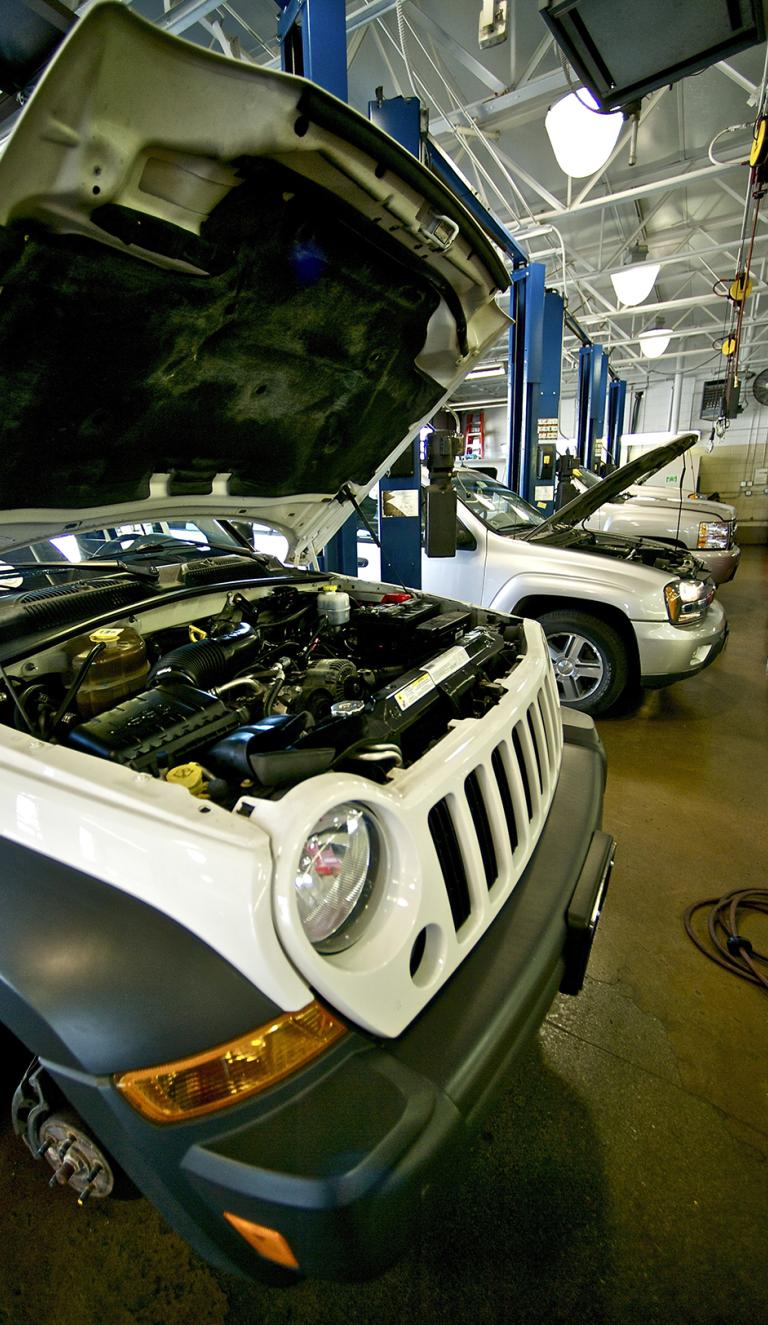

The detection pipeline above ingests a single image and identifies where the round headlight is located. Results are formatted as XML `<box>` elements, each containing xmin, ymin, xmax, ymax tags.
<box><xmin>295</xmin><ymin>804</ymin><xmax>380</xmax><ymax>952</ymax></box>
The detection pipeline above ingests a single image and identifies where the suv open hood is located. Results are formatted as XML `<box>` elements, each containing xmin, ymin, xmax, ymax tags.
<box><xmin>0</xmin><ymin>3</ymin><xmax>508</xmax><ymax>557</ymax></box>
<box><xmin>526</xmin><ymin>433</ymin><xmax>699</xmax><ymax>538</ymax></box>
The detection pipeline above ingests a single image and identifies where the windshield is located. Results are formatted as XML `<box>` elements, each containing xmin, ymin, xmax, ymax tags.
<box><xmin>0</xmin><ymin>519</ymin><xmax>292</xmax><ymax>590</ymax></box>
<box><xmin>452</xmin><ymin>473</ymin><xmax>544</xmax><ymax>535</ymax></box>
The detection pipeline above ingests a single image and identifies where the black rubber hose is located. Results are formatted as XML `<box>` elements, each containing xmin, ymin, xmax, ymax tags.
<box><xmin>148</xmin><ymin>622</ymin><xmax>261</xmax><ymax>691</ymax></box>
<box><xmin>50</xmin><ymin>641</ymin><xmax>107</xmax><ymax>736</ymax></box>
<box><xmin>683</xmin><ymin>888</ymin><xmax>768</xmax><ymax>991</ymax></box>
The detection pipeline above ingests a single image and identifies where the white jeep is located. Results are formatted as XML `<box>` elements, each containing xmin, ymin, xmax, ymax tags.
<box><xmin>0</xmin><ymin>4</ymin><xmax>613</xmax><ymax>1284</ymax></box>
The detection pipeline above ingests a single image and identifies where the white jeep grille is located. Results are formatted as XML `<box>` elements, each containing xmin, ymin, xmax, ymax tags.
<box><xmin>427</xmin><ymin>685</ymin><xmax>560</xmax><ymax>933</ymax></box>
<box><xmin>267</xmin><ymin>620</ymin><xmax>563</xmax><ymax>1037</ymax></box>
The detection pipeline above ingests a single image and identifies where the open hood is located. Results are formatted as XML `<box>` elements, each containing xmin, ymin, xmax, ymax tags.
<box><xmin>0</xmin><ymin>3</ymin><xmax>509</xmax><ymax>557</ymax></box>
<box><xmin>526</xmin><ymin>433</ymin><xmax>699</xmax><ymax>538</ymax></box>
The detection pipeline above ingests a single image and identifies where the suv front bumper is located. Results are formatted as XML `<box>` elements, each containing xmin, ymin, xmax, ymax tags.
<box><xmin>47</xmin><ymin>713</ymin><xmax>612</xmax><ymax>1284</ymax></box>
<box><xmin>635</xmin><ymin>599</ymin><xmax>728</xmax><ymax>688</ymax></box>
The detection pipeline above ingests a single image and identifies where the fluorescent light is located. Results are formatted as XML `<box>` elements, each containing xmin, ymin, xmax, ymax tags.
<box><xmin>638</xmin><ymin>321</ymin><xmax>671</xmax><ymax>359</ymax></box>
<box><xmin>544</xmin><ymin>89</ymin><xmax>623</xmax><ymax>178</ymax></box>
<box><xmin>466</xmin><ymin>363</ymin><xmax>506</xmax><ymax>380</ymax></box>
<box><xmin>611</xmin><ymin>247</ymin><xmax>661</xmax><ymax>306</ymax></box>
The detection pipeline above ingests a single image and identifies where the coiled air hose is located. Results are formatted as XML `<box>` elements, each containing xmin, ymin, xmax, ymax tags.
<box><xmin>683</xmin><ymin>888</ymin><xmax>768</xmax><ymax>991</ymax></box>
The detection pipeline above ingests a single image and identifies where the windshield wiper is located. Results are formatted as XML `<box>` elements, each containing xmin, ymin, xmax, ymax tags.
<box><xmin>2</xmin><ymin>542</ymin><xmax>273</xmax><ymax>582</ymax></box>
<box><xmin>0</xmin><ymin>559</ymin><xmax>163</xmax><ymax>583</ymax></box>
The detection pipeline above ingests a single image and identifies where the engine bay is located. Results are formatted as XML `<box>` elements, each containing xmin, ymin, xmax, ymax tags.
<box><xmin>542</xmin><ymin>527</ymin><xmax>705</xmax><ymax>576</ymax></box>
<box><xmin>0</xmin><ymin>580</ymin><xmax>526</xmax><ymax>807</ymax></box>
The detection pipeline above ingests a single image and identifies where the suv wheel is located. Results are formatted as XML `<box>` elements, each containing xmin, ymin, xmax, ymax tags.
<box><xmin>537</xmin><ymin>611</ymin><xmax>628</xmax><ymax>715</ymax></box>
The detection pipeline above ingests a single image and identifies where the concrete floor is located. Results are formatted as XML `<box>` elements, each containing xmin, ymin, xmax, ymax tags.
<box><xmin>1</xmin><ymin>548</ymin><xmax>766</xmax><ymax>1325</ymax></box>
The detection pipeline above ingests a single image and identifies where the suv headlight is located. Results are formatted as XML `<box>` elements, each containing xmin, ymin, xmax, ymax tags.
<box><xmin>697</xmin><ymin>520</ymin><xmax>730</xmax><ymax>549</ymax></box>
<box><xmin>295</xmin><ymin>804</ymin><xmax>381</xmax><ymax>952</ymax></box>
<box><xmin>664</xmin><ymin>578</ymin><xmax>710</xmax><ymax>624</ymax></box>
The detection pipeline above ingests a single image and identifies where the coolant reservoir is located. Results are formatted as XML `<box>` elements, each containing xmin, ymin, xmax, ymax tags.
<box><xmin>68</xmin><ymin>625</ymin><xmax>149</xmax><ymax>718</ymax></box>
<box><xmin>317</xmin><ymin>586</ymin><xmax>350</xmax><ymax>628</ymax></box>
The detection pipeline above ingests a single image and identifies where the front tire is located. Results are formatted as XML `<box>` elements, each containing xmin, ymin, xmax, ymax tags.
<box><xmin>537</xmin><ymin>610</ymin><xmax>628</xmax><ymax>716</ymax></box>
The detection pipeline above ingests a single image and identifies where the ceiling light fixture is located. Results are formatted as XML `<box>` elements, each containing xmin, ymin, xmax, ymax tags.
<box><xmin>544</xmin><ymin>89</ymin><xmax>623</xmax><ymax>178</ymax></box>
<box><xmin>611</xmin><ymin>246</ymin><xmax>661</xmax><ymax>307</ymax></box>
<box><xmin>638</xmin><ymin>319</ymin><xmax>671</xmax><ymax>359</ymax></box>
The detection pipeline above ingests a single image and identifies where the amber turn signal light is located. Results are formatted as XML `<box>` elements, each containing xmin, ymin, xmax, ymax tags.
<box><xmin>223</xmin><ymin>1212</ymin><xmax>299</xmax><ymax>1269</ymax></box>
<box><xmin>114</xmin><ymin>1001</ymin><xmax>346</xmax><ymax>1123</ymax></box>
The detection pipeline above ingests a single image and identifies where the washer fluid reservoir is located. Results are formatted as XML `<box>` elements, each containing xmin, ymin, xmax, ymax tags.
<box><xmin>317</xmin><ymin>587</ymin><xmax>350</xmax><ymax>629</ymax></box>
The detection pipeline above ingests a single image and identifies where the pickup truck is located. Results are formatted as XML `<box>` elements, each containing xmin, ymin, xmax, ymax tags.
<box><xmin>0</xmin><ymin>4</ymin><xmax>613</xmax><ymax>1285</ymax></box>
<box><xmin>571</xmin><ymin>466</ymin><xmax>740</xmax><ymax>584</ymax></box>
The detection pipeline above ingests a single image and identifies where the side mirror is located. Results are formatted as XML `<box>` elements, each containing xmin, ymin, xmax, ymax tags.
<box><xmin>455</xmin><ymin>522</ymin><xmax>476</xmax><ymax>551</ymax></box>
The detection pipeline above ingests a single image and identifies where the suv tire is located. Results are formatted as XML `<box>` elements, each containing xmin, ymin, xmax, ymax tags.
<box><xmin>537</xmin><ymin>610</ymin><xmax>628</xmax><ymax>715</ymax></box>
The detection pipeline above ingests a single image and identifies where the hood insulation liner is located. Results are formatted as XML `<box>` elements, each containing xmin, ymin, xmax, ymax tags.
<box><xmin>0</xmin><ymin>160</ymin><xmax>446</xmax><ymax>513</ymax></box>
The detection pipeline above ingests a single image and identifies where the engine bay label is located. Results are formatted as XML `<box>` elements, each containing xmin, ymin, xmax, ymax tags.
<box><xmin>393</xmin><ymin>672</ymin><xmax>436</xmax><ymax>711</ymax></box>
<box><xmin>424</xmin><ymin>645</ymin><xmax>470</xmax><ymax>685</ymax></box>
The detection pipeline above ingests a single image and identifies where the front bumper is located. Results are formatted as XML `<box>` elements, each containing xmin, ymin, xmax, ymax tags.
<box><xmin>693</xmin><ymin>544</ymin><xmax>741</xmax><ymax>585</ymax></box>
<box><xmin>47</xmin><ymin>714</ymin><xmax>611</xmax><ymax>1284</ymax></box>
<box><xmin>634</xmin><ymin>599</ymin><xmax>728</xmax><ymax>689</ymax></box>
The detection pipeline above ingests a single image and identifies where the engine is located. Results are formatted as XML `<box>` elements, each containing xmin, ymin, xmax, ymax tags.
<box><xmin>6</xmin><ymin>584</ymin><xmax>525</xmax><ymax>806</ymax></box>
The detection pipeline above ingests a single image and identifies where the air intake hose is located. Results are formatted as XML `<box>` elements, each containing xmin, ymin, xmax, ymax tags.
<box><xmin>148</xmin><ymin>622</ymin><xmax>260</xmax><ymax>691</ymax></box>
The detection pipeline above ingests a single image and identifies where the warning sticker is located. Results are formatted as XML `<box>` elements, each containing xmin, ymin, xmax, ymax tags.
<box><xmin>424</xmin><ymin>645</ymin><xmax>470</xmax><ymax>685</ymax></box>
<box><xmin>393</xmin><ymin>672</ymin><xmax>436</xmax><ymax>711</ymax></box>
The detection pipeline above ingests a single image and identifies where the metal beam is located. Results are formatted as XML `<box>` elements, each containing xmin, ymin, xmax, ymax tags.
<box><xmin>717</xmin><ymin>177</ymin><xmax>768</xmax><ymax>228</ymax></box>
<box><xmin>407</xmin><ymin>7</ymin><xmax>506</xmax><ymax>94</ymax></box>
<box><xmin>539</xmin><ymin>236</ymin><xmax>768</xmax><ymax>307</ymax></box>
<box><xmin>528</xmin><ymin>219</ymin><xmax>755</xmax><ymax>269</ymax></box>
<box><xmin>609</xmin><ymin>344</ymin><xmax>766</xmax><ymax>366</ymax></box>
<box><xmin>483</xmin><ymin>140</ymin><xmax>564</xmax><ymax>212</ymax></box>
<box><xmin>429</xmin><ymin>67</ymin><xmax>568</xmax><ymax>137</ymax></box>
<box><xmin>347</xmin><ymin>0</ymin><xmax>401</xmax><ymax>32</ymax></box>
<box><xmin>578</xmin><ymin>292</ymin><xmax>726</xmax><ymax>324</ymax></box>
<box><xmin>159</xmin><ymin>0</ymin><xmax>223</xmax><ymax>35</ymax></box>
<box><xmin>571</xmin><ymin>89</ymin><xmax>669</xmax><ymax>209</ymax></box>
<box><xmin>512</xmin><ymin>159</ymin><xmax>743</xmax><ymax>233</ymax></box>
<box><xmin>715</xmin><ymin>60</ymin><xmax>758</xmax><ymax>97</ymax></box>
<box><xmin>598</xmin><ymin>316</ymin><xmax>768</xmax><ymax>349</ymax></box>
<box><xmin>517</xmin><ymin>34</ymin><xmax>554</xmax><ymax>86</ymax></box>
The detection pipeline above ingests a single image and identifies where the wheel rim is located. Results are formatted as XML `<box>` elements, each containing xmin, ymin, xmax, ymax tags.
<box><xmin>546</xmin><ymin>631</ymin><xmax>605</xmax><ymax>703</ymax></box>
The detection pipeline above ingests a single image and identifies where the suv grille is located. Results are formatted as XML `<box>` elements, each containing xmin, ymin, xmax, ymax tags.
<box><xmin>427</xmin><ymin>682</ymin><xmax>560</xmax><ymax>933</ymax></box>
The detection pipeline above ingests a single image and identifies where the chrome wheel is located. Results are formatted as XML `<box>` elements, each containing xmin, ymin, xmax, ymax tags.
<box><xmin>546</xmin><ymin>631</ymin><xmax>605</xmax><ymax>704</ymax></box>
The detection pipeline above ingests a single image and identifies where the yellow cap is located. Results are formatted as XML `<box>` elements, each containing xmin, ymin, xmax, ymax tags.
<box><xmin>89</xmin><ymin>627</ymin><xmax>123</xmax><ymax>643</ymax></box>
<box><xmin>166</xmin><ymin>763</ymin><xmax>208</xmax><ymax>797</ymax></box>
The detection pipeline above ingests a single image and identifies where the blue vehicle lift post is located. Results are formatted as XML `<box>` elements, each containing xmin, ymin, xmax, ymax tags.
<box><xmin>576</xmin><ymin>343</ymin><xmax>609</xmax><ymax>469</ymax></box>
<box><xmin>367</xmin><ymin>96</ymin><xmax>532</xmax><ymax>587</ymax></box>
<box><xmin>276</xmin><ymin>0</ymin><xmax>348</xmax><ymax>101</ymax></box>
<box><xmin>506</xmin><ymin>265</ymin><xmax>563</xmax><ymax>512</ymax></box>
<box><xmin>606</xmin><ymin>377</ymin><xmax>628</xmax><ymax>466</ymax></box>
